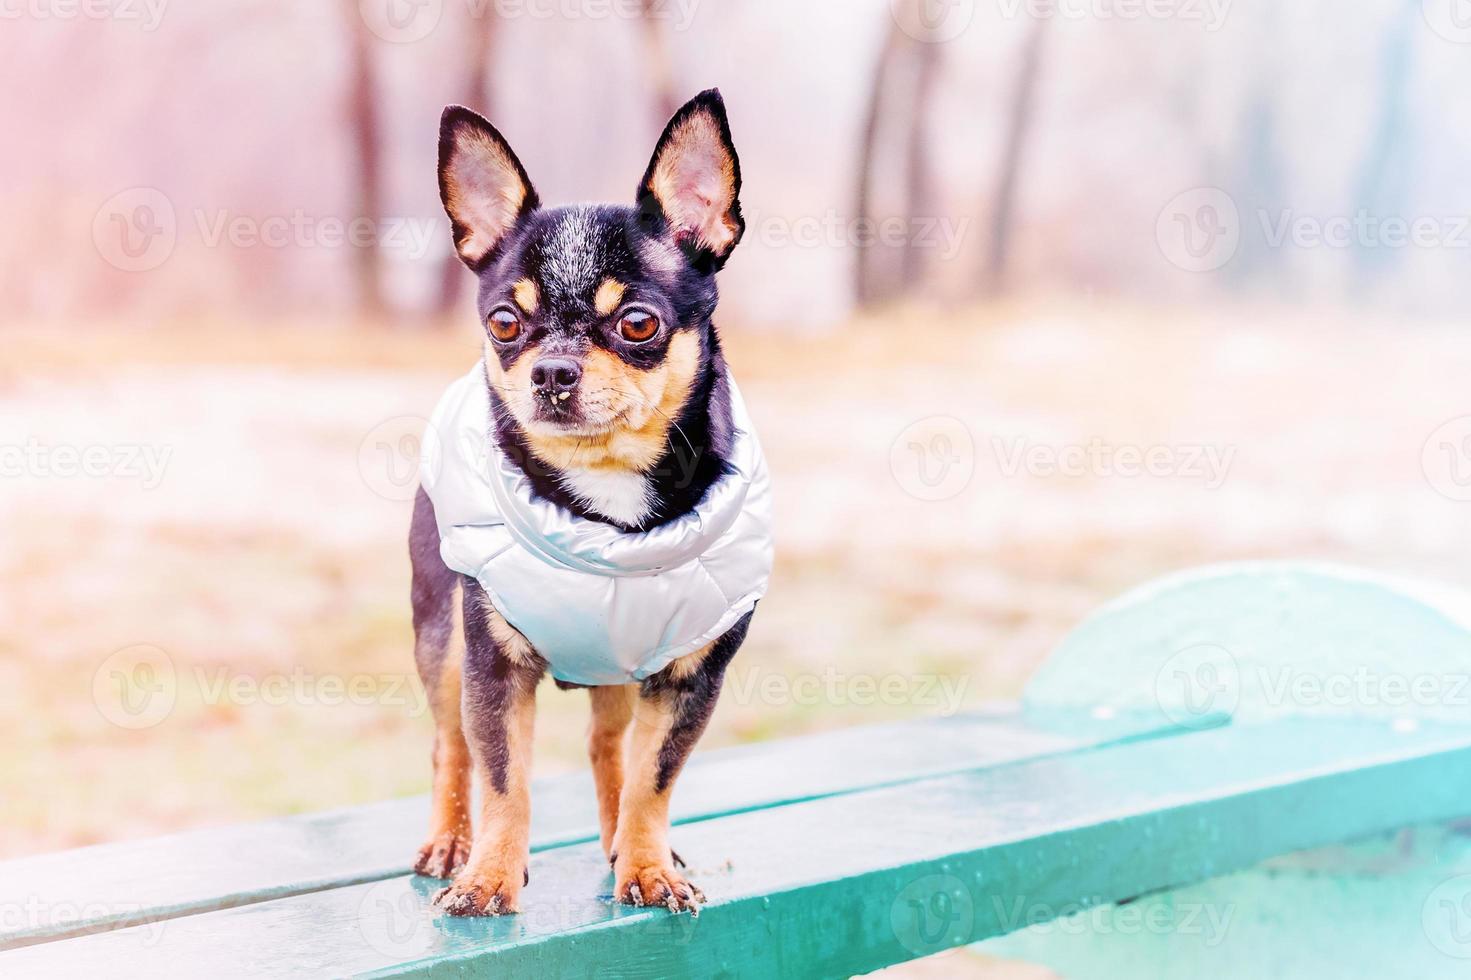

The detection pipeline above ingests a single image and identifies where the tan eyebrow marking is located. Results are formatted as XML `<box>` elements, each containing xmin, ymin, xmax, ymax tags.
<box><xmin>512</xmin><ymin>278</ymin><xmax>539</xmax><ymax>314</ymax></box>
<box><xmin>594</xmin><ymin>278</ymin><xmax>626</xmax><ymax>317</ymax></box>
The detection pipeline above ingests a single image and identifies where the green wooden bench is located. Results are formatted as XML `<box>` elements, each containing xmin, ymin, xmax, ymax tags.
<box><xmin>6</xmin><ymin>562</ymin><xmax>1471</xmax><ymax>978</ymax></box>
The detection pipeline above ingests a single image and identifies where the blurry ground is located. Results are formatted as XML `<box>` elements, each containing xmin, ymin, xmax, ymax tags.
<box><xmin>4</xmin><ymin>303</ymin><xmax>1471</xmax><ymax>974</ymax></box>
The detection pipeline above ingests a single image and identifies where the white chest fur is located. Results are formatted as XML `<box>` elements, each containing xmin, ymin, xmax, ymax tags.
<box><xmin>557</xmin><ymin>467</ymin><xmax>653</xmax><ymax>527</ymax></box>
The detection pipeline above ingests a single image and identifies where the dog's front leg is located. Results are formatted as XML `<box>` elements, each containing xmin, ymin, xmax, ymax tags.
<box><xmin>611</xmin><ymin>613</ymin><xmax>752</xmax><ymax>912</ymax></box>
<box><xmin>436</xmin><ymin>578</ymin><xmax>544</xmax><ymax>916</ymax></box>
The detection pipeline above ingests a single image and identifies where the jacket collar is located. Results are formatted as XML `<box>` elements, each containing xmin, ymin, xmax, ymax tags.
<box><xmin>482</xmin><ymin>376</ymin><xmax>764</xmax><ymax>577</ymax></box>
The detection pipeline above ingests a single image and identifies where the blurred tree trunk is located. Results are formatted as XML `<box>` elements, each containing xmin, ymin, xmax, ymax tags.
<box><xmin>639</xmin><ymin>0</ymin><xmax>680</xmax><ymax>124</ymax></box>
<box><xmin>984</xmin><ymin>16</ymin><xmax>1048</xmax><ymax>295</ymax></box>
<box><xmin>1351</xmin><ymin>1</ymin><xmax>1416</xmax><ymax>288</ymax></box>
<box><xmin>433</xmin><ymin>13</ymin><xmax>499</xmax><ymax>318</ymax></box>
<box><xmin>900</xmin><ymin>38</ymin><xmax>940</xmax><ymax>291</ymax></box>
<box><xmin>854</xmin><ymin>19</ymin><xmax>906</xmax><ymax>308</ymax></box>
<box><xmin>344</xmin><ymin>0</ymin><xmax>386</xmax><ymax>317</ymax></box>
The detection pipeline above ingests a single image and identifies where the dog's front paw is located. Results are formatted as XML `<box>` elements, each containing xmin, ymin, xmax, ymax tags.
<box><xmin>413</xmin><ymin>831</ymin><xmax>471</xmax><ymax>879</ymax></box>
<box><xmin>614</xmin><ymin>855</ymin><xmax>705</xmax><ymax>914</ymax></box>
<box><xmin>432</xmin><ymin>864</ymin><xmax>526</xmax><ymax>916</ymax></box>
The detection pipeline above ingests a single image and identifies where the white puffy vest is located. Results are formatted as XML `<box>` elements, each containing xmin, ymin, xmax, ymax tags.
<box><xmin>419</xmin><ymin>362</ymin><xmax>774</xmax><ymax>686</ymax></box>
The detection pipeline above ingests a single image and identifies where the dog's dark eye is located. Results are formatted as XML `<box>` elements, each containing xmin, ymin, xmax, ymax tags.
<box><xmin>487</xmin><ymin>308</ymin><xmax>522</xmax><ymax>343</ymax></box>
<box><xmin>618</xmin><ymin>311</ymin><xmax>659</xmax><ymax>343</ymax></box>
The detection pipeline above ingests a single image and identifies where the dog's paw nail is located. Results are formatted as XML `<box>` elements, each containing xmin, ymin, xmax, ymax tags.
<box><xmin>670</xmin><ymin>849</ymin><xmax>686</xmax><ymax>868</ymax></box>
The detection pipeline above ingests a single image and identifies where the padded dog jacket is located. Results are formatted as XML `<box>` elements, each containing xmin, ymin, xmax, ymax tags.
<box><xmin>420</xmin><ymin>362</ymin><xmax>774</xmax><ymax>686</ymax></box>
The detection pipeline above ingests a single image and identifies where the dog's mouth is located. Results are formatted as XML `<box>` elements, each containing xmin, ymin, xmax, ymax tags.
<box><xmin>521</xmin><ymin>389</ymin><xmax>632</xmax><ymax>438</ymax></box>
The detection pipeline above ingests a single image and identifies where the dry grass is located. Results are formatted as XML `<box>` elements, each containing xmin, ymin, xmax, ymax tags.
<box><xmin>4</xmin><ymin>301</ymin><xmax>1470</xmax><ymax>872</ymax></box>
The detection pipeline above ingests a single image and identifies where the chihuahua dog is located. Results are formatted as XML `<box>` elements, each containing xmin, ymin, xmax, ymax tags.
<box><xmin>409</xmin><ymin>90</ymin><xmax>773</xmax><ymax>917</ymax></box>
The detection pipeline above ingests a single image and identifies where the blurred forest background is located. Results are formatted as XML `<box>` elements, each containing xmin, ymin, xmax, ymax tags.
<box><xmin>6</xmin><ymin>1</ymin><xmax>1471</xmax><ymax>973</ymax></box>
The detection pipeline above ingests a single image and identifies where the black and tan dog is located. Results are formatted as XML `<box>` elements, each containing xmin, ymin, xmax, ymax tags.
<box><xmin>409</xmin><ymin>90</ymin><xmax>761</xmax><ymax>916</ymax></box>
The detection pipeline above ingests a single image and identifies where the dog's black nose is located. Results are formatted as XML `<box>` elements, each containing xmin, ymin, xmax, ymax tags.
<box><xmin>530</xmin><ymin>357</ymin><xmax>581</xmax><ymax>398</ymax></box>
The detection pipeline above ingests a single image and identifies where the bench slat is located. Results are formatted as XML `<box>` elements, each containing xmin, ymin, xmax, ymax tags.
<box><xmin>0</xmin><ymin>706</ymin><xmax>1189</xmax><ymax>950</ymax></box>
<box><xmin>7</xmin><ymin>718</ymin><xmax>1468</xmax><ymax>978</ymax></box>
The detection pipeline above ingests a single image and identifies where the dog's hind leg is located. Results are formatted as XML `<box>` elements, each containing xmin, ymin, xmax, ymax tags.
<box><xmin>611</xmin><ymin>611</ymin><xmax>753</xmax><ymax>912</ymax></box>
<box><xmin>587</xmin><ymin>685</ymin><xmax>636</xmax><ymax>859</ymax></box>
<box><xmin>409</xmin><ymin>487</ymin><xmax>472</xmax><ymax>879</ymax></box>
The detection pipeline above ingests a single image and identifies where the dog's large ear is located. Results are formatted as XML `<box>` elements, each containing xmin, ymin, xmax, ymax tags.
<box><xmin>438</xmin><ymin>105</ymin><xmax>540</xmax><ymax>270</ymax></box>
<box><xmin>636</xmin><ymin>89</ymin><xmax>744</xmax><ymax>272</ymax></box>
